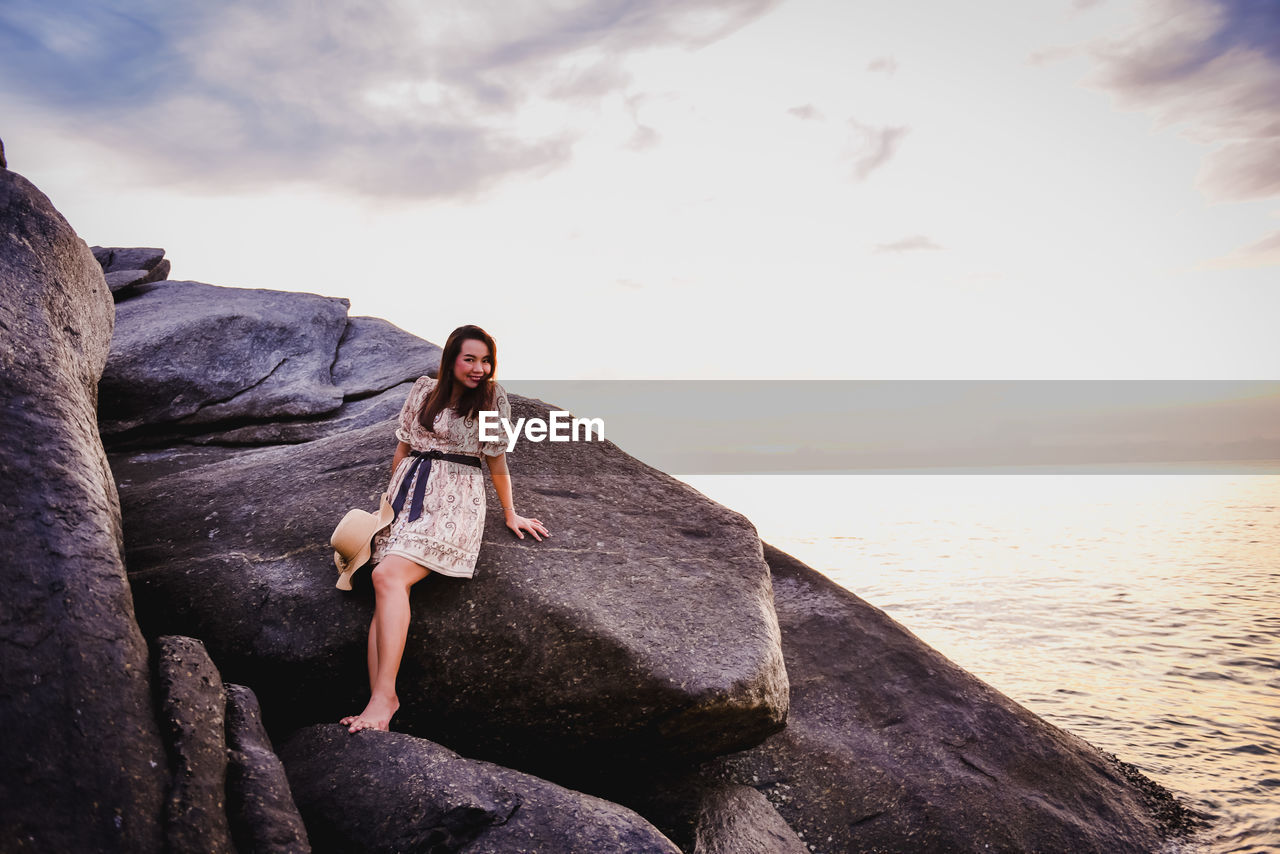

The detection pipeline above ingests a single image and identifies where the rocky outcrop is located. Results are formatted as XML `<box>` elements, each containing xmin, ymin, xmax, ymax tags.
<box><xmin>0</xmin><ymin>168</ymin><xmax>168</xmax><ymax>852</ymax></box>
<box><xmin>92</xmin><ymin>245</ymin><xmax>172</xmax><ymax>296</ymax></box>
<box><xmin>634</xmin><ymin>779</ymin><xmax>809</xmax><ymax>854</ymax></box>
<box><xmin>225</xmin><ymin>684</ymin><xmax>312</xmax><ymax>854</ymax></box>
<box><xmin>99</xmin><ymin>280</ymin><xmax>351</xmax><ymax>437</ymax></box>
<box><xmin>150</xmin><ymin>636</ymin><xmax>310</xmax><ymax>854</ymax></box>
<box><xmin>0</xmin><ymin>150</ymin><xmax>1199</xmax><ymax>852</ymax></box>
<box><xmin>112</xmin><ymin>399</ymin><xmax>790</xmax><ymax>779</ymax></box>
<box><xmin>279</xmin><ymin>725</ymin><xmax>682</xmax><ymax>854</ymax></box>
<box><xmin>98</xmin><ymin>281</ymin><xmax>441</xmax><ymax>447</ymax></box>
<box><xmin>609</xmin><ymin>543</ymin><xmax>1204</xmax><ymax>853</ymax></box>
<box><xmin>94</xmin><ymin>249</ymin><xmax>1201</xmax><ymax>852</ymax></box>
<box><xmin>153</xmin><ymin>635</ymin><xmax>237</xmax><ymax>854</ymax></box>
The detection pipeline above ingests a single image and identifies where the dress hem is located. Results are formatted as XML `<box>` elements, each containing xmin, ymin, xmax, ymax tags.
<box><xmin>379</xmin><ymin>548</ymin><xmax>475</xmax><ymax>579</ymax></box>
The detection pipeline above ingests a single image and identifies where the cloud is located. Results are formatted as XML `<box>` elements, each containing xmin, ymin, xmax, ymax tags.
<box><xmin>1083</xmin><ymin>0</ymin><xmax>1280</xmax><ymax>202</ymax></box>
<box><xmin>787</xmin><ymin>103</ymin><xmax>823</xmax><ymax>121</ymax></box>
<box><xmin>622</xmin><ymin>91</ymin><xmax>662</xmax><ymax>151</ymax></box>
<box><xmin>874</xmin><ymin>235</ymin><xmax>943</xmax><ymax>253</ymax></box>
<box><xmin>866</xmin><ymin>56</ymin><xmax>898</xmax><ymax>75</ymax></box>
<box><xmin>1198</xmin><ymin>227</ymin><xmax>1280</xmax><ymax>269</ymax></box>
<box><xmin>0</xmin><ymin>0</ymin><xmax>780</xmax><ymax>199</ymax></box>
<box><xmin>847</xmin><ymin>120</ymin><xmax>910</xmax><ymax>181</ymax></box>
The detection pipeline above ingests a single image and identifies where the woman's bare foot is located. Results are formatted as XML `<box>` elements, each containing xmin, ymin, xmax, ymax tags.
<box><xmin>340</xmin><ymin>694</ymin><xmax>400</xmax><ymax>733</ymax></box>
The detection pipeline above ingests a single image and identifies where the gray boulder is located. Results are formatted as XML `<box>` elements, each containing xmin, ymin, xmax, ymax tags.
<box><xmin>331</xmin><ymin>315</ymin><xmax>441</xmax><ymax>398</ymax></box>
<box><xmin>99</xmin><ymin>280</ymin><xmax>351</xmax><ymax>437</ymax></box>
<box><xmin>278</xmin><ymin>725</ymin><xmax>681</xmax><ymax>854</ymax></box>
<box><xmin>99</xmin><ymin>281</ymin><xmax>440</xmax><ymax>447</ymax></box>
<box><xmin>153</xmin><ymin>636</ymin><xmax>236</xmax><ymax>854</ymax></box>
<box><xmin>225</xmin><ymin>684</ymin><xmax>312</xmax><ymax>854</ymax></box>
<box><xmin>92</xmin><ymin>245</ymin><xmax>166</xmax><ymax>273</ymax></box>
<box><xmin>616</xmin><ymin>543</ymin><xmax>1199</xmax><ymax>854</ymax></box>
<box><xmin>178</xmin><ymin>380</ymin><xmax>416</xmax><ymax>446</ymax></box>
<box><xmin>104</xmin><ymin>259</ymin><xmax>171</xmax><ymax>295</ymax></box>
<box><xmin>112</xmin><ymin>394</ymin><xmax>789</xmax><ymax>781</ymax></box>
<box><xmin>0</xmin><ymin>167</ymin><xmax>167</xmax><ymax>852</ymax></box>
<box><xmin>636</xmin><ymin>779</ymin><xmax>808</xmax><ymax>854</ymax></box>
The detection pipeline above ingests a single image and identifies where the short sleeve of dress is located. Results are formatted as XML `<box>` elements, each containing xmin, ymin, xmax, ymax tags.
<box><xmin>394</xmin><ymin>376</ymin><xmax>433</xmax><ymax>444</ymax></box>
<box><xmin>479</xmin><ymin>382</ymin><xmax>512</xmax><ymax>457</ymax></box>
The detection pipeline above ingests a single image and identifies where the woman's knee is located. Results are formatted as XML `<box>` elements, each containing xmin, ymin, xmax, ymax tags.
<box><xmin>370</xmin><ymin>557</ymin><xmax>428</xmax><ymax>593</ymax></box>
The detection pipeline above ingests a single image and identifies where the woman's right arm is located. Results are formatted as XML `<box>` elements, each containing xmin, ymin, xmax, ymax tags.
<box><xmin>391</xmin><ymin>440</ymin><xmax>410</xmax><ymax>480</ymax></box>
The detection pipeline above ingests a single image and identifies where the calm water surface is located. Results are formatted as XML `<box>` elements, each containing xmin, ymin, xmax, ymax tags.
<box><xmin>677</xmin><ymin>472</ymin><xmax>1280</xmax><ymax>854</ymax></box>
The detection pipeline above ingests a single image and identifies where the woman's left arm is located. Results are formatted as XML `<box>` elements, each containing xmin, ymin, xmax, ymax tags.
<box><xmin>485</xmin><ymin>452</ymin><xmax>550</xmax><ymax>541</ymax></box>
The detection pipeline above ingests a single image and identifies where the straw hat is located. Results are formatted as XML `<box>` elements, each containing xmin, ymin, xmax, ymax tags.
<box><xmin>331</xmin><ymin>492</ymin><xmax>395</xmax><ymax>591</ymax></box>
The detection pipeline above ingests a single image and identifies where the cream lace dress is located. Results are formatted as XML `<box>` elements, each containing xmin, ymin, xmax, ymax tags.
<box><xmin>370</xmin><ymin>376</ymin><xmax>511</xmax><ymax>578</ymax></box>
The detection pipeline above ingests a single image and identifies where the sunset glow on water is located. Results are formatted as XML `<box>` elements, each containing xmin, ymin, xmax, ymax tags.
<box><xmin>679</xmin><ymin>470</ymin><xmax>1280</xmax><ymax>853</ymax></box>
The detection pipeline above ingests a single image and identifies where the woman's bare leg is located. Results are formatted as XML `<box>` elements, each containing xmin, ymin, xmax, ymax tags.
<box><xmin>341</xmin><ymin>555</ymin><xmax>431</xmax><ymax>733</ymax></box>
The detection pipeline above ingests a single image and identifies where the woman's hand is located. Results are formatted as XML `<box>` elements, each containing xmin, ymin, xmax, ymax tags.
<box><xmin>505</xmin><ymin>510</ymin><xmax>549</xmax><ymax>541</ymax></box>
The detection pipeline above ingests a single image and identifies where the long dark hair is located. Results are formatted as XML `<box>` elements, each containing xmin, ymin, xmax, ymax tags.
<box><xmin>417</xmin><ymin>325</ymin><xmax>498</xmax><ymax>433</ymax></box>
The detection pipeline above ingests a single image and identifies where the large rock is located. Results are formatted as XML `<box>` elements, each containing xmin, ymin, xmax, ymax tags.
<box><xmin>99</xmin><ymin>281</ymin><xmax>440</xmax><ymax>447</ymax></box>
<box><xmin>98</xmin><ymin>280</ymin><xmax>351</xmax><ymax>437</ymax></box>
<box><xmin>614</xmin><ymin>543</ymin><xmax>1199</xmax><ymax>854</ymax></box>
<box><xmin>92</xmin><ymin>246</ymin><xmax>166</xmax><ymax>273</ymax></box>
<box><xmin>112</xmin><ymin>392</ymin><xmax>789</xmax><ymax>782</ymax></box>
<box><xmin>225</xmin><ymin>684</ymin><xmax>312</xmax><ymax>853</ymax></box>
<box><xmin>105</xmin><ymin>261</ymin><xmax>171</xmax><ymax>294</ymax></box>
<box><xmin>330</xmin><ymin>315</ymin><xmax>441</xmax><ymax>398</ymax></box>
<box><xmin>278</xmin><ymin>725</ymin><xmax>682</xmax><ymax>854</ymax></box>
<box><xmin>152</xmin><ymin>636</ymin><xmax>236</xmax><ymax>854</ymax></box>
<box><xmin>0</xmin><ymin>168</ymin><xmax>168</xmax><ymax>851</ymax></box>
<box><xmin>638</xmin><ymin>779</ymin><xmax>808</xmax><ymax>854</ymax></box>
<box><xmin>91</xmin><ymin>245</ymin><xmax>172</xmax><ymax>296</ymax></box>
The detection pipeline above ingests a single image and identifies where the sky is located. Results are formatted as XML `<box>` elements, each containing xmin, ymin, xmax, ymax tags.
<box><xmin>2</xmin><ymin>0</ymin><xmax>1278</xmax><ymax>382</ymax></box>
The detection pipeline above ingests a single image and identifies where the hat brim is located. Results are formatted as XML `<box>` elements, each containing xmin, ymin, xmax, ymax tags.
<box><xmin>334</xmin><ymin>493</ymin><xmax>396</xmax><ymax>591</ymax></box>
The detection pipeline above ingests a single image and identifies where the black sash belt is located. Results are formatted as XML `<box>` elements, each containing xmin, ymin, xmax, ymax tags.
<box><xmin>390</xmin><ymin>449</ymin><xmax>483</xmax><ymax>523</ymax></box>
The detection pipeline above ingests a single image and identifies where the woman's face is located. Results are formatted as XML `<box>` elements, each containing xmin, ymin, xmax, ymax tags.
<box><xmin>452</xmin><ymin>338</ymin><xmax>492</xmax><ymax>389</ymax></box>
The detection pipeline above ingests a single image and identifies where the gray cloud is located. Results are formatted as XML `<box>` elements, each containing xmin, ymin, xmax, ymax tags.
<box><xmin>1204</xmin><ymin>228</ymin><xmax>1280</xmax><ymax>269</ymax></box>
<box><xmin>0</xmin><ymin>0</ymin><xmax>779</xmax><ymax>198</ymax></box>
<box><xmin>874</xmin><ymin>235</ymin><xmax>943</xmax><ymax>253</ymax></box>
<box><xmin>1084</xmin><ymin>0</ymin><xmax>1280</xmax><ymax>202</ymax></box>
<box><xmin>787</xmin><ymin>103</ymin><xmax>823</xmax><ymax>121</ymax></box>
<box><xmin>847</xmin><ymin>120</ymin><xmax>910</xmax><ymax>181</ymax></box>
<box><xmin>866</xmin><ymin>56</ymin><xmax>898</xmax><ymax>75</ymax></box>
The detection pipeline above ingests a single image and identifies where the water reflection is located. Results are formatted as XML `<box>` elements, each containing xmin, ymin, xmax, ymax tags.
<box><xmin>677</xmin><ymin>472</ymin><xmax>1280</xmax><ymax>853</ymax></box>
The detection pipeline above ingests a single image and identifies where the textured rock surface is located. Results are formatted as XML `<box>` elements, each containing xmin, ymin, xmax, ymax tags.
<box><xmin>92</xmin><ymin>246</ymin><xmax>172</xmax><ymax>296</ymax></box>
<box><xmin>0</xmin><ymin>169</ymin><xmax>167</xmax><ymax>852</ymax></box>
<box><xmin>94</xmin><ymin>245</ymin><xmax>166</xmax><ymax>273</ymax></box>
<box><xmin>104</xmin><ymin>260</ymin><xmax>171</xmax><ymax>294</ymax></box>
<box><xmin>153</xmin><ymin>636</ymin><xmax>236</xmax><ymax>854</ymax></box>
<box><xmin>113</xmin><ymin>396</ymin><xmax>790</xmax><ymax>780</ymax></box>
<box><xmin>225</xmin><ymin>684</ymin><xmax>312</xmax><ymax>854</ymax></box>
<box><xmin>279</xmin><ymin>725</ymin><xmax>681</xmax><ymax>854</ymax></box>
<box><xmin>612</xmin><ymin>542</ymin><xmax>1195</xmax><ymax>854</ymax></box>
<box><xmin>331</xmin><ymin>315</ymin><xmax>442</xmax><ymax>398</ymax></box>
<box><xmin>636</xmin><ymin>779</ymin><xmax>808</xmax><ymax>854</ymax></box>
<box><xmin>99</xmin><ymin>280</ymin><xmax>351</xmax><ymax>437</ymax></box>
<box><xmin>99</xmin><ymin>284</ymin><xmax>439</xmax><ymax>447</ymax></box>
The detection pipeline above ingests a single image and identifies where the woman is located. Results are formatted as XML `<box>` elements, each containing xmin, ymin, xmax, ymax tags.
<box><xmin>341</xmin><ymin>324</ymin><xmax>549</xmax><ymax>734</ymax></box>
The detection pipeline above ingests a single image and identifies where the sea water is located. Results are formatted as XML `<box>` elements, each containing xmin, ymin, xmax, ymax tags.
<box><xmin>676</xmin><ymin>470</ymin><xmax>1280</xmax><ymax>854</ymax></box>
